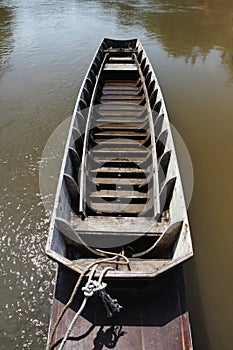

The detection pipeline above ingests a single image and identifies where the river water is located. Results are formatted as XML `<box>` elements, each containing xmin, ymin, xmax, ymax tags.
<box><xmin>0</xmin><ymin>1</ymin><xmax>232</xmax><ymax>349</ymax></box>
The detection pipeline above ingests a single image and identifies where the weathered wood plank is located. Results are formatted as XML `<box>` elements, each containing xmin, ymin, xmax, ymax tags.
<box><xmin>104</xmin><ymin>63</ymin><xmax>138</xmax><ymax>71</ymax></box>
<box><xmin>90</xmin><ymin>190</ymin><xmax>149</xmax><ymax>199</ymax></box>
<box><xmin>92</xmin><ymin>131</ymin><xmax>148</xmax><ymax>138</ymax></box>
<box><xmin>88</xmin><ymin>201</ymin><xmax>153</xmax><ymax>214</ymax></box>
<box><xmin>96</xmin><ymin>104</ymin><xmax>145</xmax><ymax>111</ymax></box>
<box><xmin>94</xmin><ymin>124</ymin><xmax>147</xmax><ymax>130</ymax></box>
<box><xmin>100</xmin><ymin>93</ymin><xmax>142</xmax><ymax>99</ymax></box>
<box><xmin>70</xmin><ymin>215</ymin><xmax>165</xmax><ymax>234</ymax></box>
<box><xmin>108</xmin><ymin>57</ymin><xmax>134</xmax><ymax>62</ymax></box>
<box><xmin>102</xmin><ymin>90</ymin><xmax>140</xmax><ymax>96</ymax></box>
<box><xmin>102</xmin><ymin>86</ymin><xmax>139</xmax><ymax>92</ymax></box>
<box><xmin>89</xmin><ymin>177</ymin><xmax>149</xmax><ymax>186</ymax></box>
<box><xmin>104</xmin><ymin>80</ymin><xmax>138</xmax><ymax>86</ymax></box>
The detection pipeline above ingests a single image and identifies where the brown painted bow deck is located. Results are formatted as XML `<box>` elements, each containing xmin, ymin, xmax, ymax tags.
<box><xmin>47</xmin><ymin>265</ymin><xmax>192</xmax><ymax>350</ymax></box>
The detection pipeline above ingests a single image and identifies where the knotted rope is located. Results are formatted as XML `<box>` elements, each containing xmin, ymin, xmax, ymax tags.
<box><xmin>46</xmin><ymin>249</ymin><xmax>129</xmax><ymax>350</ymax></box>
<box><xmin>58</xmin><ymin>265</ymin><xmax>122</xmax><ymax>350</ymax></box>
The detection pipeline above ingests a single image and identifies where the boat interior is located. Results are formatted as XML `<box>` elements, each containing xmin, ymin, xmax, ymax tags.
<box><xmin>47</xmin><ymin>39</ymin><xmax>193</xmax><ymax>276</ymax></box>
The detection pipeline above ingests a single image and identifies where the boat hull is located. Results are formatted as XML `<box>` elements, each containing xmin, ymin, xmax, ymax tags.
<box><xmin>46</xmin><ymin>38</ymin><xmax>193</xmax><ymax>278</ymax></box>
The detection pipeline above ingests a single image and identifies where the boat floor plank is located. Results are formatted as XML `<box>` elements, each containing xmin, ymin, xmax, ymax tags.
<box><xmin>97</xmin><ymin>104</ymin><xmax>145</xmax><ymax>111</ymax></box>
<box><xmin>89</xmin><ymin>177</ymin><xmax>149</xmax><ymax>186</ymax></box>
<box><xmin>89</xmin><ymin>190</ymin><xmax>149</xmax><ymax>199</ymax></box>
<box><xmin>94</xmin><ymin>123</ymin><xmax>147</xmax><ymax>130</ymax></box>
<box><xmin>91</xmin><ymin>147</ymin><xmax>149</xmax><ymax>153</ymax></box>
<box><xmin>104</xmin><ymin>63</ymin><xmax>138</xmax><ymax>71</ymax></box>
<box><xmin>95</xmin><ymin>117</ymin><xmax>147</xmax><ymax>124</ymax></box>
<box><xmin>90</xmin><ymin>167</ymin><xmax>149</xmax><ymax>174</ymax></box>
<box><xmin>102</xmin><ymin>86</ymin><xmax>139</xmax><ymax>92</ymax></box>
<box><xmin>100</xmin><ymin>95</ymin><xmax>142</xmax><ymax>101</ymax></box>
<box><xmin>96</xmin><ymin>110</ymin><xmax>146</xmax><ymax>117</ymax></box>
<box><xmin>104</xmin><ymin>80</ymin><xmax>139</xmax><ymax>86</ymax></box>
<box><xmin>91</xmin><ymin>137</ymin><xmax>147</xmax><ymax>143</ymax></box>
<box><xmin>47</xmin><ymin>265</ymin><xmax>193</xmax><ymax>350</ymax></box>
<box><xmin>101</xmin><ymin>90</ymin><xmax>141</xmax><ymax>96</ymax></box>
<box><xmin>88</xmin><ymin>201</ymin><xmax>152</xmax><ymax>214</ymax></box>
<box><xmin>92</xmin><ymin>131</ymin><xmax>148</xmax><ymax>137</ymax></box>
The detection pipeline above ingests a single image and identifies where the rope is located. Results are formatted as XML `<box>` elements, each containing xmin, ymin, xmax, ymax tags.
<box><xmin>46</xmin><ymin>250</ymin><xmax>129</xmax><ymax>350</ymax></box>
<box><xmin>58</xmin><ymin>265</ymin><xmax>115</xmax><ymax>350</ymax></box>
<box><xmin>58</xmin><ymin>296</ymin><xmax>88</xmax><ymax>350</ymax></box>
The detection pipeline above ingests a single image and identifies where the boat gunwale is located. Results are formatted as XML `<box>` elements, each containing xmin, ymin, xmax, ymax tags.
<box><xmin>132</xmin><ymin>51</ymin><xmax>160</xmax><ymax>218</ymax></box>
<box><xmin>78</xmin><ymin>53</ymin><xmax>109</xmax><ymax>216</ymax></box>
<box><xmin>45</xmin><ymin>39</ymin><xmax>107</xmax><ymax>256</ymax></box>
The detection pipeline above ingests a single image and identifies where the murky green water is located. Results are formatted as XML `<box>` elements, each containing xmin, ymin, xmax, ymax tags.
<box><xmin>0</xmin><ymin>1</ymin><xmax>232</xmax><ymax>349</ymax></box>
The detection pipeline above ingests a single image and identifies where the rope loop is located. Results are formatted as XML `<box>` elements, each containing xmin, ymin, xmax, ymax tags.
<box><xmin>82</xmin><ymin>280</ymin><xmax>107</xmax><ymax>297</ymax></box>
<box><xmin>81</xmin><ymin>265</ymin><xmax>122</xmax><ymax>317</ymax></box>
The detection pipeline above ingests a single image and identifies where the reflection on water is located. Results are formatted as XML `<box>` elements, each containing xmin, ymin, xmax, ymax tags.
<box><xmin>0</xmin><ymin>6</ymin><xmax>14</xmax><ymax>77</ymax></box>
<box><xmin>101</xmin><ymin>0</ymin><xmax>233</xmax><ymax>78</ymax></box>
<box><xmin>0</xmin><ymin>1</ymin><xmax>232</xmax><ymax>349</ymax></box>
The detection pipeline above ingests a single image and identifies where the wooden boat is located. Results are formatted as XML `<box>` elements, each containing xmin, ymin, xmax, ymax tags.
<box><xmin>46</xmin><ymin>38</ymin><xmax>194</xmax><ymax>350</ymax></box>
<box><xmin>46</xmin><ymin>38</ymin><xmax>193</xmax><ymax>278</ymax></box>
